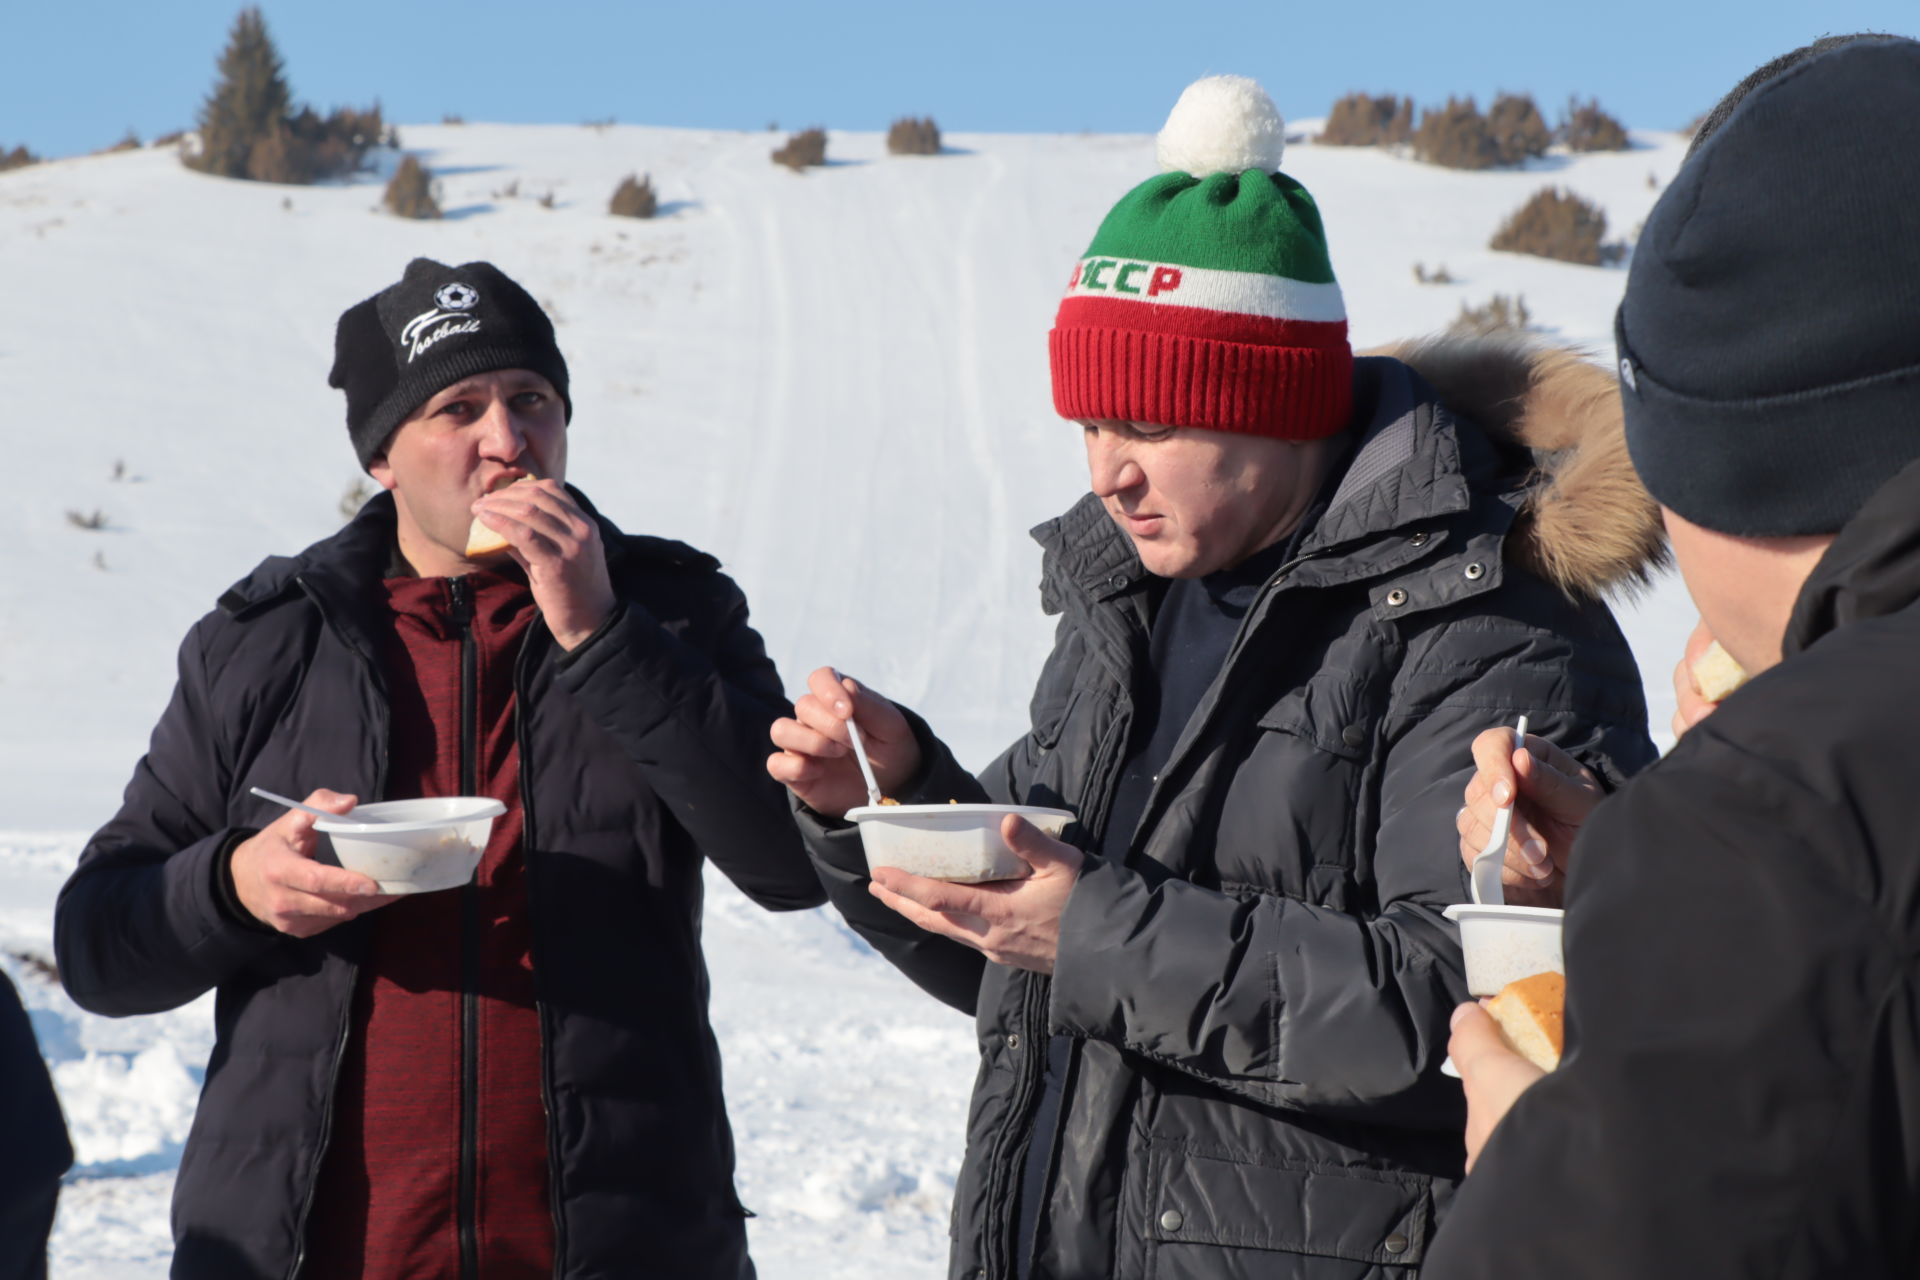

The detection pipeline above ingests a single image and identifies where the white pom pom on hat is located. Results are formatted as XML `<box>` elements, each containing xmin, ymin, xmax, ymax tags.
<box><xmin>1155</xmin><ymin>75</ymin><xmax>1287</xmax><ymax>178</ymax></box>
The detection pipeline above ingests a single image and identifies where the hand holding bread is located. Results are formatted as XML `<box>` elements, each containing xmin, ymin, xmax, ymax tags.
<box><xmin>467</xmin><ymin>476</ymin><xmax>615</xmax><ymax>651</ymax></box>
<box><xmin>1672</xmin><ymin>620</ymin><xmax>1747</xmax><ymax>738</ymax></box>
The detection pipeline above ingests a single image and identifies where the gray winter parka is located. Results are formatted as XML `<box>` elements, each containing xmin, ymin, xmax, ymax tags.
<box><xmin>801</xmin><ymin>338</ymin><xmax>1661</xmax><ymax>1280</ymax></box>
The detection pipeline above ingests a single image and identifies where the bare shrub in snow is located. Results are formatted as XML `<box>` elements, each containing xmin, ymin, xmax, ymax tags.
<box><xmin>1561</xmin><ymin>98</ymin><xmax>1630</xmax><ymax>151</ymax></box>
<box><xmin>1487</xmin><ymin>93</ymin><xmax>1551</xmax><ymax>166</ymax></box>
<box><xmin>1320</xmin><ymin>94</ymin><xmax>1414</xmax><ymax>147</ymax></box>
<box><xmin>339</xmin><ymin>477</ymin><xmax>374</xmax><ymax>521</ymax></box>
<box><xmin>66</xmin><ymin>509</ymin><xmax>108</xmax><ymax>531</ymax></box>
<box><xmin>1412</xmin><ymin>263</ymin><xmax>1455</xmax><ymax>285</ymax></box>
<box><xmin>772</xmin><ymin>127</ymin><xmax>828</xmax><ymax>170</ymax></box>
<box><xmin>383</xmin><ymin>155</ymin><xmax>440</xmax><ymax>219</ymax></box>
<box><xmin>1412</xmin><ymin>97</ymin><xmax>1496</xmax><ymax>170</ymax></box>
<box><xmin>1451</xmin><ymin>294</ymin><xmax>1532</xmax><ymax>335</ymax></box>
<box><xmin>1</xmin><ymin>144</ymin><xmax>39</xmax><ymax>172</ymax></box>
<box><xmin>609</xmin><ymin>173</ymin><xmax>658</xmax><ymax>218</ymax></box>
<box><xmin>887</xmin><ymin>117</ymin><xmax>942</xmax><ymax>155</ymax></box>
<box><xmin>1490</xmin><ymin>187</ymin><xmax>1621</xmax><ymax>266</ymax></box>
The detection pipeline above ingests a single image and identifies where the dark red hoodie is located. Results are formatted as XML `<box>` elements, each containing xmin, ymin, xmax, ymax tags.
<box><xmin>303</xmin><ymin>570</ymin><xmax>551</xmax><ymax>1279</ymax></box>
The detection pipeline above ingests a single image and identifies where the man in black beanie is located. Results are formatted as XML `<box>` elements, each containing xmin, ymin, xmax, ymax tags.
<box><xmin>55</xmin><ymin>258</ymin><xmax>824</xmax><ymax>1279</ymax></box>
<box><xmin>1428</xmin><ymin>35</ymin><xmax>1920</xmax><ymax>1278</ymax></box>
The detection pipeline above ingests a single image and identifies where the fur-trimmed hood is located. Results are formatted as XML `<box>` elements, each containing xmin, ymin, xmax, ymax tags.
<box><xmin>1376</xmin><ymin>332</ymin><xmax>1669</xmax><ymax>600</ymax></box>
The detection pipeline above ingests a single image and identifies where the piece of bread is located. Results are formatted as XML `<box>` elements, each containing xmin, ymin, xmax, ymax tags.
<box><xmin>465</xmin><ymin>514</ymin><xmax>511</xmax><ymax>558</ymax></box>
<box><xmin>1691</xmin><ymin>638</ymin><xmax>1748</xmax><ymax>702</ymax></box>
<box><xmin>1486</xmin><ymin>971</ymin><xmax>1565</xmax><ymax>1071</ymax></box>
<box><xmin>464</xmin><ymin>476</ymin><xmax>532</xmax><ymax>558</ymax></box>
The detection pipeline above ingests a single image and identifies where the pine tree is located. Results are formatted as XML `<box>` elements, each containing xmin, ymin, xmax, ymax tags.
<box><xmin>188</xmin><ymin>7</ymin><xmax>293</xmax><ymax>178</ymax></box>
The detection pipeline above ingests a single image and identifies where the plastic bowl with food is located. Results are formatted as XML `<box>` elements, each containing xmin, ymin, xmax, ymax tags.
<box><xmin>315</xmin><ymin>797</ymin><xmax>506</xmax><ymax>894</ymax></box>
<box><xmin>1443</xmin><ymin>903</ymin><xmax>1565</xmax><ymax>996</ymax></box>
<box><xmin>846</xmin><ymin>803</ymin><xmax>1075</xmax><ymax>883</ymax></box>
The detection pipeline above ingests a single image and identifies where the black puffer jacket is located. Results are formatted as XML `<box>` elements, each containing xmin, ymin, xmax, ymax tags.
<box><xmin>802</xmin><ymin>339</ymin><xmax>1660</xmax><ymax>1279</ymax></box>
<box><xmin>54</xmin><ymin>489</ymin><xmax>822</xmax><ymax>1280</ymax></box>
<box><xmin>1425</xmin><ymin>455</ymin><xmax>1920</xmax><ymax>1278</ymax></box>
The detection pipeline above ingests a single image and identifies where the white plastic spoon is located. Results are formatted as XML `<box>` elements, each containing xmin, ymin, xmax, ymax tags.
<box><xmin>248</xmin><ymin>785</ymin><xmax>379</xmax><ymax>823</ymax></box>
<box><xmin>832</xmin><ymin>671</ymin><xmax>884</xmax><ymax>808</ymax></box>
<box><xmin>1468</xmin><ymin>715</ymin><xmax>1530</xmax><ymax>907</ymax></box>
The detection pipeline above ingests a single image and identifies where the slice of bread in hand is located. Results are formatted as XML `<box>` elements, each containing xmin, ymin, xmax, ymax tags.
<box><xmin>1691</xmin><ymin>638</ymin><xmax>1749</xmax><ymax>702</ymax></box>
<box><xmin>465</xmin><ymin>513</ymin><xmax>511</xmax><ymax>558</ymax></box>
<box><xmin>1486</xmin><ymin>971</ymin><xmax>1565</xmax><ymax>1071</ymax></box>
<box><xmin>464</xmin><ymin>476</ymin><xmax>532</xmax><ymax>558</ymax></box>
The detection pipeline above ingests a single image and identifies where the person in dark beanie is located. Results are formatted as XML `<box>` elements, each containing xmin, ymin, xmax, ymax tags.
<box><xmin>0</xmin><ymin>970</ymin><xmax>70</xmax><ymax>1280</ymax></box>
<box><xmin>1429</xmin><ymin>34</ymin><xmax>1920</xmax><ymax>1279</ymax></box>
<box><xmin>54</xmin><ymin>258</ymin><xmax>822</xmax><ymax>1279</ymax></box>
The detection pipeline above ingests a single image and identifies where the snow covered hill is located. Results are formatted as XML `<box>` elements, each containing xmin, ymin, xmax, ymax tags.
<box><xmin>0</xmin><ymin>121</ymin><xmax>1700</xmax><ymax>1277</ymax></box>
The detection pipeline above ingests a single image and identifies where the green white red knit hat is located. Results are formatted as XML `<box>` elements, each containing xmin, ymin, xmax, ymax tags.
<box><xmin>1050</xmin><ymin>75</ymin><xmax>1353</xmax><ymax>439</ymax></box>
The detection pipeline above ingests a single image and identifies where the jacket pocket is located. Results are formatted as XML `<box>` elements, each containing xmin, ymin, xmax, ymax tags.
<box><xmin>1255</xmin><ymin>673</ymin><xmax>1372</xmax><ymax>762</ymax></box>
<box><xmin>1143</xmin><ymin>1143</ymin><xmax>1431</xmax><ymax>1279</ymax></box>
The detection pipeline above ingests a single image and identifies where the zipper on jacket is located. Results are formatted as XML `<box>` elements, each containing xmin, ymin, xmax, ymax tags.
<box><xmin>449</xmin><ymin>575</ymin><xmax>482</xmax><ymax>1280</ymax></box>
<box><xmin>982</xmin><ymin>689</ymin><xmax>1135</xmax><ymax>1278</ymax></box>
<box><xmin>286</xmin><ymin>575</ymin><xmax>389</xmax><ymax>1280</ymax></box>
<box><xmin>513</xmin><ymin>619</ymin><xmax>570</xmax><ymax>1278</ymax></box>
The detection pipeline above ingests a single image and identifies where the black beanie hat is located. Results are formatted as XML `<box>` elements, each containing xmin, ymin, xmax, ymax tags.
<box><xmin>1616</xmin><ymin>37</ymin><xmax>1920</xmax><ymax>537</ymax></box>
<box><xmin>329</xmin><ymin>258</ymin><xmax>572</xmax><ymax>468</ymax></box>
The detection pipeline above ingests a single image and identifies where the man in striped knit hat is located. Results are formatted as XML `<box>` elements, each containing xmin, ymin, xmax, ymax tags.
<box><xmin>773</xmin><ymin>76</ymin><xmax>1656</xmax><ymax>1278</ymax></box>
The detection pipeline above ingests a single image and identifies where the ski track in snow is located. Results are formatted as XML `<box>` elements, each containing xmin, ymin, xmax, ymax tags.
<box><xmin>2</xmin><ymin>122</ymin><xmax>1700</xmax><ymax>1276</ymax></box>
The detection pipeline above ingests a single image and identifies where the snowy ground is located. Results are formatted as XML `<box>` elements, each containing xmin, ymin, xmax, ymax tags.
<box><xmin>1</xmin><ymin>119</ymin><xmax>1699</xmax><ymax>1276</ymax></box>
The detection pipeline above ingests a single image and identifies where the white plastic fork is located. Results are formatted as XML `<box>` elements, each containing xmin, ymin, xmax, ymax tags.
<box><xmin>1468</xmin><ymin>715</ymin><xmax>1529</xmax><ymax>906</ymax></box>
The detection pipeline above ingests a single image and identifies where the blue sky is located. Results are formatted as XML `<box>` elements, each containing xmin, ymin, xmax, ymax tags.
<box><xmin>7</xmin><ymin>0</ymin><xmax>1915</xmax><ymax>159</ymax></box>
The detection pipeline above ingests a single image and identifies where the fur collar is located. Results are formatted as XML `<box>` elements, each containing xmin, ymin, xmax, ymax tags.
<box><xmin>1373</xmin><ymin>332</ymin><xmax>1669</xmax><ymax>599</ymax></box>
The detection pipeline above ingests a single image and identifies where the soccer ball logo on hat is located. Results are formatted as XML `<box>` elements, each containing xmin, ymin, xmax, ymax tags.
<box><xmin>436</xmin><ymin>281</ymin><xmax>480</xmax><ymax>311</ymax></box>
<box><xmin>1050</xmin><ymin>75</ymin><xmax>1353</xmax><ymax>439</ymax></box>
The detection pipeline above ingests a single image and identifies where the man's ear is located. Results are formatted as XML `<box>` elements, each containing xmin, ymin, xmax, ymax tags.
<box><xmin>367</xmin><ymin>453</ymin><xmax>399</xmax><ymax>492</ymax></box>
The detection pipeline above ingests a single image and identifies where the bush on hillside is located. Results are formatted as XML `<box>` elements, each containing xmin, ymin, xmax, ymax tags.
<box><xmin>383</xmin><ymin>155</ymin><xmax>440</xmax><ymax>219</ymax></box>
<box><xmin>1411</xmin><ymin>262</ymin><xmax>1455</xmax><ymax>285</ymax></box>
<box><xmin>0</xmin><ymin>144</ymin><xmax>37</xmax><ymax>173</ymax></box>
<box><xmin>1320</xmin><ymin>93</ymin><xmax>1415</xmax><ymax>146</ymax></box>
<box><xmin>1487</xmin><ymin>92</ymin><xmax>1551</xmax><ymax>165</ymax></box>
<box><xmin>1411</xmin><ymin>97</ymin><xmax>1496</xmax><ymax>170</ymax></box>
<box><xmin>101</xmin><ymin>131</ymin><xmax>142</xmax><ymax>154</ymax></box>
<box><xmin>887</xmin><ymin>116</ymin><xmax>942</xmax><ymax>155</ymax></box>
<box><xmin>1490</xmin><ymin>187</ymin><xmax>1620</xmax><ymax>265</ymax></box>
<box><xmin>184</xmin><ymin>7</ymin><xmax>385</xmax><ymax>184</ymax></box>
<box><xmin>609</xmin><ymin>173</ymin><xmax>657</xmax><ymax>218</ymax></box>
<box><xmin>1451</xmin><ymin>293</ymin><xmax>1532</xmax><ymax>335</ymax></box>
<box><xmin>772</xmin><ymin>127</ymin><xmax>827</xmax><ymax>170</ymax></box>
<box><xmin>1561</xmin><ymin>98</ymin><xmax>1630</xmax><ymax>151</ymax></box>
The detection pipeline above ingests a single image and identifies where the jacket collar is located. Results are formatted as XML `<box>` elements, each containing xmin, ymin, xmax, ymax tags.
<box><xmin>1030</xmin><ymin>356</ymin><xmax>1499</xmax><ymax>615</ymax></box>
<box><xmin>1783</xmin><ymin>454</ymin><xmax>1920</xmax><ymax>656</ymax></box>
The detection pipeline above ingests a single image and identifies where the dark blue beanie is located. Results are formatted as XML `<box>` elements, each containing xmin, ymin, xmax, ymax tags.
<box><xmin>1616</xmin><ymin>37</ymin><xmax>1920</xmax><ymax>536</ymax></box>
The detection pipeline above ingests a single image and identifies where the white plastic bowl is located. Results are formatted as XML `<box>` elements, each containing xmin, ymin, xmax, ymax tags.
<box><xmin>1443</xmin><ymin>903</ymin><xmax>1565</xmax><ymax>996</ymax></box>
<box><xmin>846</xmin><ymin>804</ymin><xmax>1074</xmax><ymax>883</ymax></box>
<box><xmin>315</xmin><ymin>796</ymin><xmax>506</xmax><ymax>894</ymax></box>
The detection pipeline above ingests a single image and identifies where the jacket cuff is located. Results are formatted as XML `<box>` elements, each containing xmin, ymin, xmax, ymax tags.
<box><xmin>1047</xmin><ymin>852</ymin><xmax>1133</xmax><ymax>1044</ymax></box>
<box><xmin>211</xmin><ymin>829</ymin><xmax>278</xmax><ymax>935</ymax></box>
<box><xmin>172</xmin><ymin>829</ymin><xmax>286</xmax><ymax>969</ymax></box>
<box><xmin>892</xmin><ymin>705</ymin><xmax>986</xmax><ymax>806</ymax></box>
<box><xmin>551</xmin><ymin>600</ymin><xmax>629</xmax><ymax>671</ymax></box>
